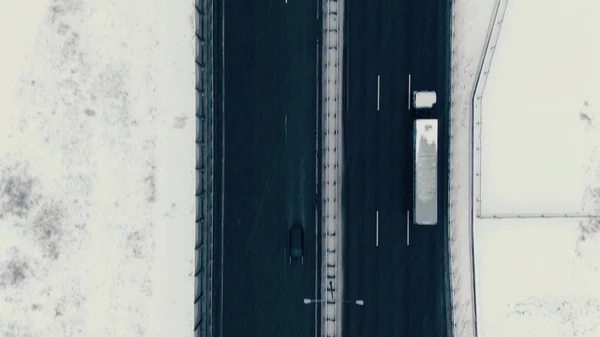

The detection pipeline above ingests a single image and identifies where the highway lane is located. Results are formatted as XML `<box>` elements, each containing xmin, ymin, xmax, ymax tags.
<box><xmin>342</xmin><ymin>0</ymin><xmax>451</xmax><ymax>336</ymax></box>
<box><xmin>406</xmin><ymin>1</ymin><xmax>451</xmax><ymax>336</ymax></box>
<box><xmin>213</xmin><ymin>0</ymin><xmax>320</xmax><ymax>336</ymax></box>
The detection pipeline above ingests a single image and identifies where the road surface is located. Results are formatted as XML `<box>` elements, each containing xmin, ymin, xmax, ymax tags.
<box><xmin>213</xmin><ymin>0</ymin><xmax>321</xmax><ymax>336</ymax></box>
<box><xmin>342</xmin><ymin>0</ymin><xmax>451</xmax><ymax>336</ymax></box>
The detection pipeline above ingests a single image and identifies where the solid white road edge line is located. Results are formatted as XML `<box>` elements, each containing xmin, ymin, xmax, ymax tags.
<box><xmin>407</xmin><ymin>210</ymin><xmax>410</xmax><ymax>246</ymax></box>
<box><xmin>377</xmin><ymin>75</ymin><xmax>380</xmax><ymax>111</ymax></box>
<box><xmin>314</xmin><ymin>205</ymin><xmax>318</xmax><ymax>337</ymax></box>
<box><xmin>376</xmin><ymin>210</ymin><xmax>379</xmax><ymax>247</ymax></box>
<box><xmin>407</xmin><ymin>74</ymin><xmax>411</xmax><ymax>110</ymax></box>
<box><xmin>285</xmin><ymin>115</ymin><xmax>288</xmax><ymax>145</ymax></box>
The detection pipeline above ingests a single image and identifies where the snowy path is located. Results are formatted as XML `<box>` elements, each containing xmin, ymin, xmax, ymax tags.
<box><xmin>0</xmin><ymin>1</ymin><xmax>196</xmax><ymax>336</ymax></box>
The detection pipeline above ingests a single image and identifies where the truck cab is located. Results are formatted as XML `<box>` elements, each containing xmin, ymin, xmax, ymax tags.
<box><xmin>412</xmin><ymin>91</ymin><xmax>437</xmax><ymax>110</ymax></box>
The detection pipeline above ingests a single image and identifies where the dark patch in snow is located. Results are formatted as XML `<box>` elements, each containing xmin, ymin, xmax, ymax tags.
<box><xmin>579</xmin><ymin>218</ymin><xmax>600</xmax><ymax>237</ymax></box>
<box><xmin>577</xmin><ymin>184</ymin><xmax>600</xmax><ymax>256</ymax></box>
<box><xmin>57</xmin><ymin>22</ymin><xmax>71</xmax><ymax>35</ymax></box>
<box><xmin>126</xmin><ymin>230</ymin><xmax>147</xmax><ymax>259</ymax></box>
<box><xmin>90</xmin><ymin>61</ymin><xmax>132</xmax><ymax>121</ymax></box>
<box><xmin>145</xmin><ymin>165</ymin><xmax>156</xmax><ymax>203</ymax></box>
<box><xmin>32</xmin><ymin>201</ymin><xmax>66</xmax><ymax>260</ymax></box>
<box><xmin>134</xmin><ymin>323</ymin><xmax>147</xmax><ymax>337</ymax></box>
<box><xmin>48</xmin><ymin>0</ymin><xmax>84</xmax><ymax>24</ymax></box>
<box><xmin>580</xmin><ymin>100</ymin><xmax>593</xmax><ymax>131</ymax></box>
<box><xmin>59</xmin><ymin>32</ymin><xmax>80</xmax><ymax>68</ymax></box>
<box><xmin>173</xmin><ymin>115</ymin><xmax>188</xmax><ymax>129</ymax></box>
<box><xmin>6</xmin><ymin>260</ymin><xmax>27</xmax><ymax>286</ymax></box>
<box><xmin>0</xmin><ymin>162</ymin><xmax>40</xmax><ymax>219</ymax></box>
<box><xmin>1</xmin><ymin>322</ymin><xmax>32</xmax><ymax>337</ymax></box>
<box><xmin>49</xmin><ymin>4</ymin><xmax>66</xmax><ymax>24</ymax></box>
<box><xmin>49</xmin><ymin>281</ymin><xmax>86</xmax><ymax>320</ymax></box>
<box><xmin>508</xmin><ymin>296</ymin><xmax>600</xmax><ymax>335</ymax></box>
<box><xmin>54</xmin><ymin>305</ymin><xmax>63</xmax><ymax>317</ymax></box>
<box><xmin>84</xmin><ymin>108</ymin><xmax>95</xmax><ymax>116</ymax></box>
<box><xmin>580</xmin><ymin>110</ymin><xmax>592</xmax><ymax>124</ymax></box>
<box><xmin>31</xmin><ymin>303</ymin><xmax>41</xmax><ymax>310</ymax></box>
<box><xmin>0</xmin><ymin>254</ymin><xmax>30</xmax><ymax>288</ymax></box>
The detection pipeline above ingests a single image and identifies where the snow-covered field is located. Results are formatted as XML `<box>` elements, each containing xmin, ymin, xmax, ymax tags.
<box><xmin>479</xmin><ymin>0</ymin><xmax>600</xmax><ymax>216</ymax></box>
<box><xmin>450</xmin><ymin>0</ymin><xmax>600</xmax><ymax>336</ymax></box>
<box><xmin>475</xmin><ymin>219</ymin><xmax>600</xmax><ymax>337</ymax></box>
<box><xmin>449</xmin><ymin>0</ymin><xmax>497</xmax><ymax>336</ymax></box>
<box><xmin>0</xmin><ymin>1</ymin><xmax>196</xmax><ymax>336</ymax></box>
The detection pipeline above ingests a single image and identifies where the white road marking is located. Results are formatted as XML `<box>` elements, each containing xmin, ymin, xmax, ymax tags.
<box><xmin>376</xmin><ymin>210</ymin><xmax>379</xmax><ymax>247</ymax></box>
<box><xmin>377</xmin><ymin>75</ymin><xmax>381</xmax><ymax>111</ymax></box>
<box><xmin>285</xmin><ymin>114</ymin><xmax>288</xmax><ymax>145</ymax></box>
<box><xmin>407</xmin><ymin>210</ymin><xmax>410</xmax><ymax>246</ymax></box>
<box><xmin>315</xmin><ymin>40</ymin><xmax>319</xmax><ymax>195</ymax></box>
<box><xmin>284</xmin><ymin>248</ymin><xmax>287</xmax><ymax>275</ymax></box>
<box><xmin>408</xmin><ymin>74</ymin><xmax>411</xmax><ymax>110</ymax></box>
<box><xmin>314</xmin><ymin>206</ymin><xmax>318</xmax><ymax>337</ymax></box>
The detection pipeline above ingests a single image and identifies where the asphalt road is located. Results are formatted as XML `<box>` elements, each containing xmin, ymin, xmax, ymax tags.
<box><xmin>213</xmin><ymin>0</ymin><xmax>321</xmax><ymax>337</ymax></box>
<box><xmin>342</xmin><ymin>0</ymin><xmax>451</xmax><ymax>336</ymax></box>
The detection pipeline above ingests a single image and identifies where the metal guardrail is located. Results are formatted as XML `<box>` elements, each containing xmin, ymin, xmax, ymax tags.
<box><xmin>478</xmin><ymin>213</ymin><xmax>600</xmax><ymax>219</ymax></box>
<box><xmin>194</xmin><ymin>0</ymin><xmax>215</xmax><ymax>336</ymax></box>
<box><xmin>321</xmin><ymin>0</ymin><xmax>343</xmax><ymax>336</ymax></box>
<box><xmin>472</xmin><ymin>0</ymin><xmax>507</xmax><ymax>220</ymax></box>
<box><xmin>467</xmin><ymin>1</ymin><xmax>507</xmax><ymax>337</ymax></box>
<box><xmin>443</xmin><ymin>1</ymin><xmax>454</xmax><ymax>337</ymax></box>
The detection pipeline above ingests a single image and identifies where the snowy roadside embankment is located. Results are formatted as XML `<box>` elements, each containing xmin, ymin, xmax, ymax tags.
<box><xmin>448</xmin><ymin>0</ymin><xmax>500</xmax><ymax>336</ymax></box>
<box><xmin>0</xmin><ymin>1</ymin><xmax>196</xmax><ymax>336</ymax></box>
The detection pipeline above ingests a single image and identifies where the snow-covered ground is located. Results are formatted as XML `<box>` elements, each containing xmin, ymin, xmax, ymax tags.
<box><xmin>451</xmin><ymin>0</ymin><xmax>600</xmax><ymax>336</ymax></box>
<box><xmin>0</xmin><ymin>0</ymin><xmax>196</xmax><ymax>336</ymax></box>
<box><xmin>474</xmin><ymin>0</ymin><xmax>600</xmax><ymax>336</ymax></box>
<box><xmin>449</xmin><ymin>0</ymin><xmax>497</xmax><ymax>336</ymax></box>
<box><xmin>479</xmin><ymin>0</ymin><xmax>600</xmax><ymax>216</ymax></box>
<box><xmin>475</xmin><ymin>219</ymin><xmax>600</xmax><ymax>337</ymax></box>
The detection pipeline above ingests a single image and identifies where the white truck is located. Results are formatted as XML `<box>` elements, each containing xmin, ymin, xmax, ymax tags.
<box><xmin>413</xmin><ymin>119</ymin><xmax>438</xmax><ymax>225</ymax></box>
<box><xmin>412</xmin><ymin>90</ymin><xmax>437</xmax><ymax>109</ymax></box>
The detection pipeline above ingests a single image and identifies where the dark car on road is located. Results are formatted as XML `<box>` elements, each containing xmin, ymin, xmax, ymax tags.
<box><xmin>289</xmin><ymin>223</ymin><xmax>304</xmax><ymax>264</ymax></box>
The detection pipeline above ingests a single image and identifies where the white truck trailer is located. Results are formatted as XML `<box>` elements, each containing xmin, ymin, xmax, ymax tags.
<box><xmin>413</xmin><ymin>119</ymin><xmax>438</xmax><ymax>225</ymax></box>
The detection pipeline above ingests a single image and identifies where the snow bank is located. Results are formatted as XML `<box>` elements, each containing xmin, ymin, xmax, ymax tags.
<box><xmin>478</xmin><ymin>0</ymin><xmax>600</xmax><ymax>216</ymax></box>
<box><xmin>0</xmin><ymin>0</ymin><xmax>196</xmax><ymax>336</ymax></box>
<box><xmin>448</xmin><ymin>0</ymin><xmax>498</xmax><ymax>336</ymax></box>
